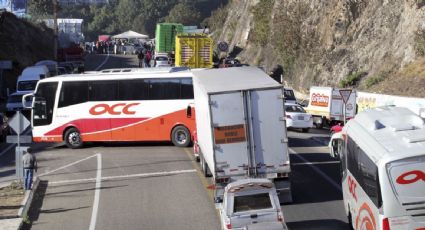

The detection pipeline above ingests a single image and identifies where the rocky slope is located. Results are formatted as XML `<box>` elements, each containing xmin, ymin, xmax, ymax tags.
<box><xmin>213</xmin><ymin>0</ymin><xmax>425</xmax><ymax>97</ymax></box>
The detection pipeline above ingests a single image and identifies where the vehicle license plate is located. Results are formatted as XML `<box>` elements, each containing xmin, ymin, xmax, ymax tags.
<box><xmin>298</xmin><ymin>116</ymin><xmax>304</xmax><ymax>120</ymax></box>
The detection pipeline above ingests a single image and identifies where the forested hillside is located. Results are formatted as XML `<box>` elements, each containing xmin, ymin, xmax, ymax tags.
<box><xmin>207</xmin><ymin>0</ymin><xmax>425</xmax><ymax>97</ymax></box>
<box><xmin>28</xmin><ymin>0</ymin><xmax>227</xmax><ymax>40</ymax></box>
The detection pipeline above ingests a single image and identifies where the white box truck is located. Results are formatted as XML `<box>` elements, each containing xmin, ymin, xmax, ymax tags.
<box><xmin>192</xmin><ymin>67</ymin><xmax>292</xmax><ymax>203</ymax></box>
<box><xmin>305</xmin><ymin>86</ymin><xmax>356</xmax><ymax>128</ymax></box>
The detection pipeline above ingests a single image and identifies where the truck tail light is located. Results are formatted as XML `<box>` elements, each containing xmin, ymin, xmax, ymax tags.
<box><xmin>383</xmin><ymin>218</ymin><xmax>390</xmax><ymax>230</ymax></box>
<box><xmin>216</xmin><ymin>177</ymin><xmax>230</xmax><ymax>184</ymax></box>
<box><xmin>225</xmin><ymin>217</ymin><xmax>231</xmax><ymax>229</ymax></box>
<box><xmin>277</xmin><ymin>211</ymin><xmax>284</xmax><ymax>222</ymax></box>
<box><xmin>286</xmin><ymin>115</ymin><xmax>292</xmax><ymax>119</ymax></box>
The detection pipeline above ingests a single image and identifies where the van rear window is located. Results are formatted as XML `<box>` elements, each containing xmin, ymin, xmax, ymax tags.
<box><xmin>233</xmin><ymin>193</ymin><xmax>272</xmax><ymax>213</ymax></box>
<box><xmin>387</xmin><ymin>156</ymin><xmax>425</xmax><ymax>200</ymax></box>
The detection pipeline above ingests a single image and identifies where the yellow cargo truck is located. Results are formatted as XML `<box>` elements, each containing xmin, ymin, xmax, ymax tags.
<box><xmin>175</xmin><ymin>34</ymin><xmax>213</xmax><ymax>68</ymax></box>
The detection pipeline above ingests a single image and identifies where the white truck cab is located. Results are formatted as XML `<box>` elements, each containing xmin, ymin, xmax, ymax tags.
<box><xmin>17</xmin><ymin>65</ymin><xmax>50</xmax><ymax>93</ymax></box>
<box><xmin>219</xmin><ymin>178</ymin><xmax>287</xmax><ymax>230</ymax></box>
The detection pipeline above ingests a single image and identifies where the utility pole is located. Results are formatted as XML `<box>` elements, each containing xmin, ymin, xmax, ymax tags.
<box><xmin>53</xmin><ymin>0</ymin><xmax>58</xmax><ymax>61</ymax></box>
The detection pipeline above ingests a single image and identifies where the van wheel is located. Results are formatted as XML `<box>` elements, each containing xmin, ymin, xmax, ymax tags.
<box><xmin>64</xmin><ymin>128</ymin><xmax>83</xmax><ymax>149</ymax></box>
<box><xmin>171</xmin><ymin>126</ymin><xmax>191</xmax><ymax>147</ymax></box>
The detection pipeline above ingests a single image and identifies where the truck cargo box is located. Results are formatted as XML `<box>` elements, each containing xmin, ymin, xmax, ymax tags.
<box><xmin>192</xmin><ymin>67</ymin><xmax>292</xmax><ymax>202</ymax></box>
<box><xmin>175</xmin><ymin>34</ymin><xmax>213</xmax><ymax>68</ymax></box>
<box><xmin>155</xmin><ymin>23</ymin><xmax>183</xmax><ymax>53</ymax></box>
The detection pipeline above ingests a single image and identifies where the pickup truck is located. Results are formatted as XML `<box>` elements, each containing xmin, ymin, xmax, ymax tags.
<box><xmin>218</xmin><ymin>178</ymin><xmax>288</xmax><ymax>230</ymax></box>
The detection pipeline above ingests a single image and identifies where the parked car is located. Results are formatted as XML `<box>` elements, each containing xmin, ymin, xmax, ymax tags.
<box><xmin>6</xmin><ymin>92</ymin><xmax>32</xmax><ymax>112</ymax></box>
<box><xmin>218</xmin><ymin>178</ymin><xmax>286</xmax><ymax>230</ymax></box>
<box><xmin>154</xmin><ymin>55</ymin><xmax>171</xmax><ymax>67</ymax></box>
<box><xmin>285</xmin><ymin>103</ymin><xmax>313</xmax><ymax>132</ymax></box>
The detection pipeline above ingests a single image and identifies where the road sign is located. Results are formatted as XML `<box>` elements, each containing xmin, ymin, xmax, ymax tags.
<box><xmin>7</xmin><ymin>135</ymin><xmax>32</xmax><ymax>144</ymax></box>
<box><xmin>339</xmin><ymin>89</ymin><xmax>352</xmax><ymax>104</ymax></box>
<box><xmin>9</xmin><ymin>111</ymin><xmax>30</xmax><ymax>134</ymax></box>
<box><xmin>218</xmin><ymin>42</ymin><xmax>229</xmax><ymax>52</ymax></box>
<box><xmin>0</xmin><ymin>60</ymin><xmax>12</xmax><ymax>69</ymax></box>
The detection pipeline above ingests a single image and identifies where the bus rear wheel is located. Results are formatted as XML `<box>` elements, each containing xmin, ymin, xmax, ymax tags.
<box><xmin>64</xmin><ymin>128</ymin><xmax>83</xmax><ymax>149</ymax></box>
<box><xmin>171</xmin><ymin>125</ymin><xmax>191</xmax><ymax>147</ymax></box>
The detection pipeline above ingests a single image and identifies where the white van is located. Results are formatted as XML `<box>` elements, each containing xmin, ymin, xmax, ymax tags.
<box><xmin>35</xmin><ymin>60</ymin><xmax>58</xmax><ymax>76</ymax></box>
<box><xmin>16</xmin><ymin>65</ymin><xmax>50</xmax><ymax>93</ymax></box>
<box><xmin>330</xmin><ymin>106</ymin><xmax>425</xmax><ymax>230</ymax></box>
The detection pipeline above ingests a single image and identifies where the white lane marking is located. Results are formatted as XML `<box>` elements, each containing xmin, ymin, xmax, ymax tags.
<box><xmin>0</xmin><ymin>144</ymin><xmax>15</xmax><ymax>157</ymax></box>
<box><xmin>39</xmin><ymin>154</ymin><xmax>98</xmax><ymax>177</ymax></box>
<box><xmin>289</xmin><ymin>148</ymin><xmax>342</xmax><ymax>192</ymax></box>
<box><xmin>49</xmin><ymin>169</ymin><xmax>197</xmax><ymax>185</ymax></box>
<box><xmin>292</xmin><ymin>161</ymin><xmax>340</xmax><ymax>166</ymax></box>
<box><xmin>94</xmin><ymin>53</ymin><xmax>110</xmax><ymax>71</ymax></box>
<box><xmin>89</xmin><ymin>154</ymin><xmax>101</xmax><ymax>230</ymax></box>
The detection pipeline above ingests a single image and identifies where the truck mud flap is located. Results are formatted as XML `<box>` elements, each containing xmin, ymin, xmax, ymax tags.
<box><xmin>274</xmin><ymin>179</ymin><xmax>292</xmax><ymax>204</ymax></box>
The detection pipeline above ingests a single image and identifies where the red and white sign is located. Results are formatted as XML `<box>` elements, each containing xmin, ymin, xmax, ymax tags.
<box><xmin>339</xmin><ymin>89</ymin><xmax>352</xmax><ymax>104</ymax></box>
<box><xmin>311</xmin><ymin>93</ymin><xmax>329</xmax><ymax>107</ymax></box>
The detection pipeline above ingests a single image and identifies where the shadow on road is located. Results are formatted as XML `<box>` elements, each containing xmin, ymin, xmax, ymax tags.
<box><xmin>287</xmin><ymin>219</ymin><xmax>350</xmax><ymax>230</ymax></box>
<box><xmin>22</xmin><ymin>180</ymin><xmax>48</xmax><ymax>230</ymax></box>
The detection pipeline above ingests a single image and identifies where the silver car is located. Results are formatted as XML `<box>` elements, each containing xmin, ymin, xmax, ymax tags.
<box><xmin>154</xmin><ymin>55</ymin><xmax>171</xmax><ymax>67</ymax></box>
<box><xmin>218</xmin><ymin>178</ymin><xmax>286</xmax><ymax>230</ymax></box>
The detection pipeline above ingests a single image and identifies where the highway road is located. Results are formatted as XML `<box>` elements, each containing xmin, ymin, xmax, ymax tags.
<box><xmin>0</xmin><ymin>54</ymin><xmax>350</xmax><ymax>229</ymax></box>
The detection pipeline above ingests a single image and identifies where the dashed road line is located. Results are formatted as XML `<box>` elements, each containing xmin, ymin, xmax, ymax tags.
<box><xmin>292</xmin><ymin>160</ymin><xmax>340</xmax><ymax>166</ymax></box>
<box><xmin>290</xmin><ymin>148</ymin><xmax>342</xmax><ymax>192</ymax></box>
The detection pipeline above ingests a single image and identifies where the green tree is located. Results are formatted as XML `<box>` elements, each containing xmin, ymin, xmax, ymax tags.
<box><xmin>164</xmin><ymin>2</ymin><xmax>201</xmax><ymax>25</ymax></box>
<box><xmin>27</xmin><ymin>0</ymin><xmax>54</xmax><ymax>21</ymax></box>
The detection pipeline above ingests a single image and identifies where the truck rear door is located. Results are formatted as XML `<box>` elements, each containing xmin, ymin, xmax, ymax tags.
<box><xmin>210</xmin><ymin>92</ymin><xmax>250</xmax><ymax>177</ymax></box>
<box><xmin>330</xmin><ymin>89</ymin><xmax>344</xmax><ymax>120</ymax></box>
<box><xmin>249</xmin><ymin>88</ymin><xmax>289</xmax><ymax>176</ymax></box>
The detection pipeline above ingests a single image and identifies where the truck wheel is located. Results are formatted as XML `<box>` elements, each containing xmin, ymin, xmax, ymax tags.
<box><xmin>315</xmin><ymin>117</ymin><xmax>324</xmax><ymax>129</ymax></box>
<box><xmin>200</xmin><ymin>154</ymin><xmax>211</xmax><ymax>177</ymax></box>
<box><xmin>64</xmin><ymin>128</ymin><xmax>83</xmax><ymax>149</ymax></box>
<box><xmin>171</xmin><ymin>126</ymin><xmax>191</xmax><ymax>147</ymax></box>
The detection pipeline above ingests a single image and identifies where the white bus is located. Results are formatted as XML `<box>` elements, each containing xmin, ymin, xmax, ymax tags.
<box><xmin>330</xmin><ymin>106</ymin><xmax>425</xmax><ymax>230</ymax></box>
<box><xmin>24</xmin><ymin>67</ymin><xmax>196</xmax><ymax>148</ymax></box>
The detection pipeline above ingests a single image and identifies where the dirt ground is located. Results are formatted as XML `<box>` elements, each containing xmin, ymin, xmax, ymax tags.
<box><xmin>0</xmin><ymin>181</ymin><xmax>24</xmax><ymax>218</ymax></box>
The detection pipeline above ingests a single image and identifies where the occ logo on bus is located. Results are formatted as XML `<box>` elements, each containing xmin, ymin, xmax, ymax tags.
<box><xmin>348</xmin><ymin>175</ymin><xmax>358</xmax><ymax>202</ymax></box>
<box><xmin>396</xmin><ymin>170</ymin><xmax>425</xmax><ymax>185</ymax></box>
<box><xmin>89</xmin><ymin>103</ymin><xmax>140</xmax><ymax>115</ymax></box>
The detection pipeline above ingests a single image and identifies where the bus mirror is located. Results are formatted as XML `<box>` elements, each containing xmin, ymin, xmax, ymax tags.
<box><xmin>186</xmin><ymin>106</ymin><xmax>192</xmax><ymax>118</ymax></box>
<box><xmin>22</xmin><ymin>93</ymin><xmax>34</xmax><ymax>109</ymax></box>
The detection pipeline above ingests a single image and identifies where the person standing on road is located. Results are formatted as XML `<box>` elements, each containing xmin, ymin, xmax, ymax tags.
<box><xmin>22</xmin><ymin>148</ymin><xmax>37</xmax><ymax>190</ymax></box>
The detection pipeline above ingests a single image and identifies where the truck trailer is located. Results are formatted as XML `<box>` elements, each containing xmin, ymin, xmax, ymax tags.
<box><xmin>192</xmin><ymin>67</ymin><xmax>292</xmax><ymax>203</ymax></box>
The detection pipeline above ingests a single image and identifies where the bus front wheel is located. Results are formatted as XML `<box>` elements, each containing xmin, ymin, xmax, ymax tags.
<box><xmin>171</xmin><ymin>126</ymin><xmax>191</xmax><ymax>147</ymax></box>
<box><xmin>64</xmin><ymin>128</ymin><xmax>83</xmax><ymax>149</ymax></box>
